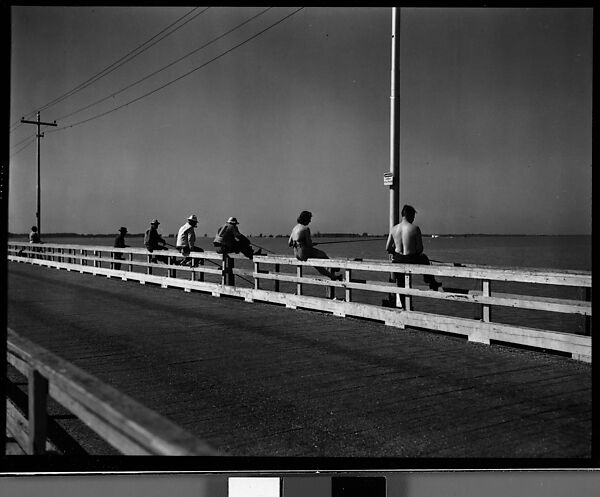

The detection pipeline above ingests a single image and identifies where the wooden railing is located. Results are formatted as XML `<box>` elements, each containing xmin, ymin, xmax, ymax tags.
<box><xmin>8</xmin><ymin>241</ymin><xmax>592</xmax><ymax>362</ymax></box>
<box><xmin>5</xmin><ymin>328</ymin><xmax>218</xmax><ymax>455</ymax></box>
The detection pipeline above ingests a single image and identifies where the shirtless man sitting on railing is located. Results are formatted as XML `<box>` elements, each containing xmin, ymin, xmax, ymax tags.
<box><xmin>386</xmin><ymin>204</ymin><xmax>442</xmax><ymax>291</ymax></box>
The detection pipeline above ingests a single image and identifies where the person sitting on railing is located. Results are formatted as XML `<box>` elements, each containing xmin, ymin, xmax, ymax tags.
<box><xmin>144</xmin><ymin>219</ymin><xmax>169</xmax><ymax>264</ymax></box>
<box><xmin>29</xmin><ymin>225</ymin><xmax>41</xmax><ymax>244</ymax></box>
<box><xmin>386</xmin><ymin>204</ymin><xmax>443</xmax><ymax>292</ymax></box>
<box><xmin>213</xmin><ymin>217</ymin><xmax>263</xmax><ymax>260</ymax></box>
<box><xmin>18</xmin><ymin>226</ymin><xmax>41</xmax><ymax>257</ymax></box>
<box><xmin>176</xmin><ymin>214</ymin><xmax>204</xmax><ymax>267</ymax></box>
<box><xmin>288</xmin><ymin>210</ymin><xmax>340</xmax><ymax>280</ymax></box>
<box><xmin>20</xmin><ymin>225</ymin><xmax>43</xmax><ymax>258</ymax></box>
<box><xmin>112</xmin><ymin>227</ymin><xmax>129</xmax><ymax>270</ymax></box>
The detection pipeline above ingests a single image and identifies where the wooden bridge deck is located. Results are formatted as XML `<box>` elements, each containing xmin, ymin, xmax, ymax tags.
<box><xmin>7</xmin><ymin>262</ymin><xmax>592</xmax><ymax>457</ymax></box>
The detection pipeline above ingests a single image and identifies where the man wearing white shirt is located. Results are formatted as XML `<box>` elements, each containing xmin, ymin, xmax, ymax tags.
<box><xmin>176</xmin><ymin>214</ymin><xmax>203</xmax><ymax>266</ymax></box>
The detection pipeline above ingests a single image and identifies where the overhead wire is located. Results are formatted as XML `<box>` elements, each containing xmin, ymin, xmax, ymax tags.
<box><xmin>10</xmin><ymin>137</ymin><xmax>36</xmax><ymax>158</ymax></box>
<box><xmin>10</xmin><ymin>133</ymin><xmax>37</xmax><ymax>151</ymax></box>
<box><xmin>51</xmin><ymin>7</ymin><xmax>272</xmax><ymax>125</ymax></box>
<box><xmin>49</xmin><ymin>7</ymin><xmax>305</xmax><ymax>134</ymax></box>
<box><xmin>9</xmin><ymin>6</ymin><xmax>208</xmax><ymax>132</ymax></box>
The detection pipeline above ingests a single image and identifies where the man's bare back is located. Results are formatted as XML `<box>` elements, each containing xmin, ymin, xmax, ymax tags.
<box><xmin>385</xmin><ymin>204</ymin><xmax>442</xmax><ymax>292</ymax></box>
<box><xmin>386</xmin><ymin>219</ymin><xmax>423</xmax><ymax>256</ymax></box>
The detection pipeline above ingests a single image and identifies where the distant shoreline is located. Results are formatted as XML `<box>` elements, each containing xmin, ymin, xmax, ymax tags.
<box><xmin>7</xmin><ymin>232</ymin><xmax>590</xmax><ymax>238</ymax></box>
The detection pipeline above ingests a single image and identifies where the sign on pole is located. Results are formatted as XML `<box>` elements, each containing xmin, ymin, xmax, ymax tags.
<box><xmin>383</xmin><ymin>172</ymin><xmax>394</xmax><ymax>186</ymax></box>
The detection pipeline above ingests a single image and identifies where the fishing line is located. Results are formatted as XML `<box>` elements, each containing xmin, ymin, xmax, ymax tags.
<box><xmin>248</xmin><ymin>241</ymin><xmax>276</xmax><ymax>254</ymax></box>
<box><xmin>313</xmin><ymin>237</ymin><xmax>387</xmax><ymax>246</ymax></box>
<box><xmin>164</xmin><ymin>242</ymin><xmax>257</xmax><ymax>285</ymax></box>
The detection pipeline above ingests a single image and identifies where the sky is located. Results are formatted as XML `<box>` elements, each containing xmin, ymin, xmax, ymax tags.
<box><xmin>9</xmin><ymin>6</ymin><xmax>592</xmax><ymax>236</ymax></box>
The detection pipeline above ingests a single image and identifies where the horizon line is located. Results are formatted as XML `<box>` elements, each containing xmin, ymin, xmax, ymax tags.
<box><xmin>7</xmin><ymin>232</ymin><xmax>592</xmax><ymax>237</ymax></box>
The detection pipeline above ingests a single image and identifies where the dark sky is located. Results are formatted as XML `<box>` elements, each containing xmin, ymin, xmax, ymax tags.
<box><xmin>9</xmin><ymin>7</ymin><xmax>592</xmax><ymax>235</ymax></box>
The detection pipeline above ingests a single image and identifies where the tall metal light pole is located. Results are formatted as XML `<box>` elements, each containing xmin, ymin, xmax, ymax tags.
<box><xmin>20</xmin><ymin>112</ymin><xmax>57</xmax><ymax>236</ymax></box>
<box><xmin>389</xmin><ymin>7</ymin><xmax>401</xmax><ymax>230</ymax></box>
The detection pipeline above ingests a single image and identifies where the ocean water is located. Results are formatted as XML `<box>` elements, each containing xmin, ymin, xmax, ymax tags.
<box><xmin>9</xmin><ymin>234</ymin><xmax>592</xmax><ymax>270</ymax></box>
<box><xmin>10</xmin><ymin>235</ymin><xmax>591</xmax><ymax>336</ymax></box>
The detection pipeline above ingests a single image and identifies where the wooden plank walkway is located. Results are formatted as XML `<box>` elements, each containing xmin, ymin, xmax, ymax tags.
<box><xmin>7</xmin><ymin>262</ymin><xmax>592</xmax><ymax>457</ymax></box>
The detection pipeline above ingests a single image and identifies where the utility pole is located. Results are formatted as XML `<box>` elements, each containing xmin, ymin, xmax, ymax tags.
<box><xmin>21</xmin><ymin>112</ymin><xmax>57</xmax><ymax>237</ymax></box>
<box><xmin>389</xmin><ymin>7</ymin><xmax>401</xmax><ymax>230</ymax></box>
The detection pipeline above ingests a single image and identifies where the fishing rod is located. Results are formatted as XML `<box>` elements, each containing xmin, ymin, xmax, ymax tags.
<box><xmin>164</xmin><ymin>241</ymin><xmax>221</xmax><ymax>268</ymax></box>
<box><xmin>164</xmin><ymin>242</ymin><xmax>255</xmax><ymax>285</ymax></box>
<box><xmin>313</xmin><ymin>237</ymin><xmax>387</xmax><ymax>246</ymax></box>
<box><xmin>248</xmin><ymin>241</ymin><xmax>276</xmax><ymax>254</ymax></box>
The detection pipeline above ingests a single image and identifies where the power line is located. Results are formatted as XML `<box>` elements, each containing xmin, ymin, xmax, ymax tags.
<box><xmin>10</xmin><ymin>133</ymin><xmax>36</xmax><ymax>151</ymax></box>
<box><xmin>36</xmin><ymin>7</ymin><xmax>210</xmax><ymax>116</ymax></box>
<box><xmin>52</xmin><ymin>7</ymin><xmax>272</xmax><ymax>124</ymax></box>
<box><xmin>10</xmin><ymin>137</ymin><xmax>36</xmax><ymax>159</ymax></box>
<box><xmin>9</xmin><ymin>6</ymin><xmax>209</xmax><ymax>131</ymax></box>
<box><xmin>51</xmin><ymin>7</ymin><xmax>305</xmax><ymax>134</ymax></box>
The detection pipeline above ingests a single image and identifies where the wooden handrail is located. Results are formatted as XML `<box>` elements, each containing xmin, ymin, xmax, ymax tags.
<box><xmin>6</xmin><ymin>328</ymin><xmax>218</xmax><ymax>455</ymax></box>
<box><xmin>7</xmin><ymin>241</ymin><xmax>592</xmax><ymax>362</ymax></box>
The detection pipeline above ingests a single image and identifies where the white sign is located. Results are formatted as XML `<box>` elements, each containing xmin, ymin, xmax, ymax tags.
<box><xmin>383</xmin><ymin>172</ymin><xmax>394</xmax><ymax>186</ymax></box>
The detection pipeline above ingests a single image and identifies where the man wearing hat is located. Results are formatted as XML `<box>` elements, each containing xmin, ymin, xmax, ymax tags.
<box><xmin>144</xmin><ymin>219</ymin><xmax>169</xmax><ymax>264</ymax></box>
<box><xmin>213</xmin><ymin>217</ymin><xmax>262</xmax><ymax>260</ymax></box>
<box><xmin>176</xmin><ymin>214</ymin><xmax>204</xmax><ymax>266</ymax></box>
<box><xmin>112</xmin><ymin>226</ymin><xmax>129</xmax><ymax>270</ymax></box>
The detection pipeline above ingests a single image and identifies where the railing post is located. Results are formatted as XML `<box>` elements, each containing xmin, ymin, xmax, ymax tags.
<box><xmin>296</xmin><ymin>265</ymin><xmax>303</xmax><ymax>295</ymax></box>
<box><xmin>403</xmin><ymin>274</ymin><xmax>412</xmax><ymax>310</ymax></box>
<box><xmin>327</xmin><ymin>273</ymin><xmax>335</xmax><ymax>300</ymax></box>
<box><xmin>198</xmin><ymin>258</ymin><xmax>204</xmax><ymax>282</ymax></box>
<box><xmin>82</xmin><ymin>249</ymin><xmax>87</xmax><ymax>266</ymax></box>
<box><xmin>274</xmin><ymin>264</ymin><xmax>280</xmax><ymax>292</ymax></box>
<box><xmin>221</xmin><ymin>255</ymin><xmax>227</xmax><ymax>285</ymax></box>
<box><xmin>110</xmin><ymin>251</ymin><xmax>115</xmax><ymax>270</ymax></box>
<box><xmin>254</xmin><ymin>261</ymin><xmax>260</xmax><ymax>290</ymax></box>
<box><xmin>93</xmin><ymin>250</ymin><xmax>99</xmax><ymax>268</ymax></box>
<box><xmin>168</xmin><ymin>256</ymin><xmax>176</xmax><ymax>278</ymax></box>
<box><xmin>345</xmin><ymin>269</ymin><xmax>352</xmax><ymax>302</ymax></box>
<box><xmin>584</xmin><ymin>287</ymin><xmax>591</xmax><ymax>336</ymax></box>
<box><xmin>28</xmin><ymin>369</ymin><xmax>48</xmax><ymax>455</ymax></box>
<box><xmin>482</xmin><ymin>280</ymin><xmax>491</xmax><ymax>323</ymax></box>
<box><xmin>147</xmin><ymin>254</ymin><xmax>153</xmax><ymax>275</ymax></box>
<box><xmin>129</xmin><ymin>252</ymin><xmax>133</xmax><ymax>272</ymax></box>
<box><xmin>226</xmin><ymin>256</ymin><xmax>235</xmax><ymax>286</ymax></box>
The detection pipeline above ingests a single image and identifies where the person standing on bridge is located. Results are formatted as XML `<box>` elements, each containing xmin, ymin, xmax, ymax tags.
<box><xmin>144</xmin><ymin>219</ymin><xmax>169</xmax><ymax>264</ymax></box>
<box><xmin>386</xmin><ymin>204</ymin><xmax>443</xmax><ymax>296</ymax></box>
<box><xmin>112</xmin><ymin>226</ymin><xmax>129</xmax><ymax>270</ymax></box>
<box><xmin>177</xmin><ymin>214</ymin><xmax>204</xmax><ymax>267</ymax></box>
<box><xmin>213</xmin><ymin>217</ymin><xmax>263</xmax><ymax>260</ymax></box>
<box><xmin>288</xmin><ymin>210</ymin><xmax>340</xmax><ymax>279</ymax></box>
